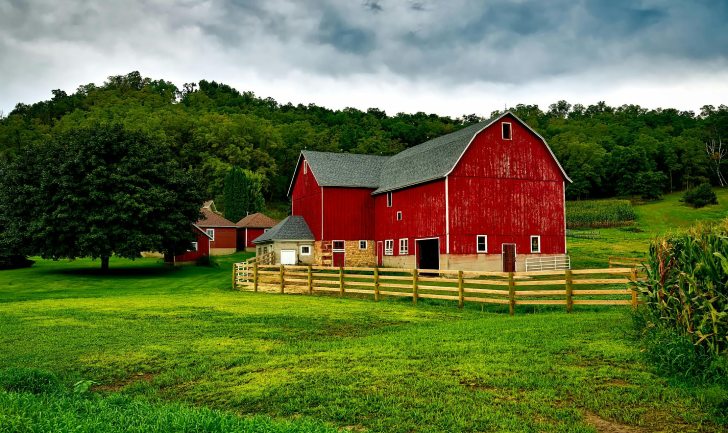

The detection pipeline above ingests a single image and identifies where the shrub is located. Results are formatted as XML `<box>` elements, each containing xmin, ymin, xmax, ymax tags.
<box><xmin>683</xmin><ymin>183</ymin><xmax>718</xmax><ymax>208</ymax></box>
<box><xmin>0</xmin><ymin>367</ymin><xmax>62</xmax><ymax>394</ymax></box>
<box><xmin>636</xmin><ymin>221</ymin><xmax>728</xmax><ymax>383</ymax></box>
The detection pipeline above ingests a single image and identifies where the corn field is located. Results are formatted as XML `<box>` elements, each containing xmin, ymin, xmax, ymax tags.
<box><xmin>638</xmin><ymin>221</ymin><xmax>728</xmax><ymax>360</ymax></box>
<box><xmin>566</xmin><ymin>199</ymin><xmax>636</xmax><ymax>228</ymax></box>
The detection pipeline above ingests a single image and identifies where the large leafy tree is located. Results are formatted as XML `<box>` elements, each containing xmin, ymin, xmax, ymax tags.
<box><xmin>224</xmin><ymin>166</ymin><xmax>266</xmax><ymax>222</ymax></box>
<box><xmin>0</xmin><ymin>124</ymin><xmax>204</xmax><ymax>270</ymax></box>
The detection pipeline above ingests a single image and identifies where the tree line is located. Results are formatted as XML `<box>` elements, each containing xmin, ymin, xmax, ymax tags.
<box><xmin>1</xmin><ymin>71</ymin><xmax>727</xmax><ymax>204</ymax></box>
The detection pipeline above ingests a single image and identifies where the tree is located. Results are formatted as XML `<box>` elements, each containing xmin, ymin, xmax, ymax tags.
<box><xmin>636</xmin><ymin>171</ymin><xmax>668</xmax><ymax>201</ymax></box>
<box><xmin>0</xmin><ymin>124</ymin><xmax>204</xmax><ymax>270</ymax></box>
<box><xmin>0</xmin><ymin>168</ymin><xmax>31</xmax><ymax>269</ymax></box>
<box><xmin>705</xmin><ymin>138</ymin><xmax>727</xmax><ymax>187</ymax></box>
<box><xmin>224</xmin><ymin>166</ymin><xmax>266</xmax><ymax>222</ymax></box>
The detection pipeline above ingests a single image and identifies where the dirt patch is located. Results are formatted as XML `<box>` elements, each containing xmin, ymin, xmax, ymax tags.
<box><xmin>600</xmin><ymin>378</ymin><xmax>635</xmax><ymax>387</ymax></box>
<box><xmin>582</xmin><ymin>410</ymin><xmax>641</xmax><ymax>433</ymax></box>
<box><xmin>91</xmin><ymin>373</ymin><xmax>156</xmax><ymax>392</ymax></box>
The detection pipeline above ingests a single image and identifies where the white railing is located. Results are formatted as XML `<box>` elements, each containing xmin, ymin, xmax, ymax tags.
<box><xmin>525</xmin><ymin>255</ymin><xmax>571</xmax><ymax>272</ymax></box>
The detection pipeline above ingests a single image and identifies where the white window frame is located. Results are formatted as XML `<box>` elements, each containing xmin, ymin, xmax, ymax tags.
<box><xmin>384</xmin><ymin>239</ymin><xmax>394</xmax><ymax>255</ymax></box>
<box><xmin>502</xmin><ymin>122</ymin><xmax>512</xmax><ymax>140</ymax></box>
<box><xmin>476</xmin><ymin>235</ymin><xmax>487</xmax><ymax>253</ymax></box>
<box><xmin>189</xmin><ymin>242</ymin><xmax>198</xmax><ymax>252</ymax></box>
<box><xmin>397</xmin><ymin>211</ymin><xmax>402</xmax><ymax>221</ymax></box>
<box><xmin>264</xmin><ymin>228</ymin><xmax>270</xmax><ymax>233</ymax></box>
<box><xmin>303</xmin><ymin>160</ymin><xmax>308</xmax><ymax>174</ymax></box>
<box><xmin>333</xmin><ymin>240</ymin><xmax>345</xmax><ymax>251</ymax></box>
<box><xmin>399</xmin><ymin>238</ymin><xmax>408</xmax><ymax>255</ymax></box>
<box><xmin>387</xmin><ymin>192</ymin><xmax>392</xmax><ymax>207</ymax></box>
<box><xmin>530</xmin><ymin>235</ymin><xmax>541</xmax><ymax>253</ymax></box>
<box><xmin>359</xmin><ymin>240</ymin><xmax>367</xmax><ymax>250</ymax></box>
<box><xmin>300</xmin><ymin>245</ymin><xmax>311</xmax><ymax>255</ymax></box>
<box><xmin>206</xmin><ymin>229</ymin><xmax>215</xmax><ymax>241</ymax></box>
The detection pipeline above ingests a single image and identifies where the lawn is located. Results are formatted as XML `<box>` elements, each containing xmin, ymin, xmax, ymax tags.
<box><xmin>1</xmin><ymin>191</ymin><xmax>728</xmax><ymax>432</ymax></box>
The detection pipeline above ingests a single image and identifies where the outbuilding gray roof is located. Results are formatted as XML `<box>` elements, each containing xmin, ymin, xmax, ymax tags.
<box><xmin>287</xmin><ymin>112</ymin><xmax>571</xmax><ymax>197</ymax></box>
<box><xmin>252</xmin><ymin>215</ymin><xmax>314</xmax><ymax>244</ymax></box>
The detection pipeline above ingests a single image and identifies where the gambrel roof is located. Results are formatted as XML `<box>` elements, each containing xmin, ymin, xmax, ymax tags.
<box><xmin>288</xmin><ymin>112</ymin><xmax>571</xmax><ymax>196</ymax></box>
<box><xmin>252</xmin><ymin>215</ymin><xmax>314</xmax><ymax>244</ymax></box>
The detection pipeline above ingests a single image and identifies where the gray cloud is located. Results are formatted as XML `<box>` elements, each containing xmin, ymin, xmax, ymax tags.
<box><xmin>0</xmin><ymin>0</ymin><xmax>727</xmax><ymax>114</ymax></box>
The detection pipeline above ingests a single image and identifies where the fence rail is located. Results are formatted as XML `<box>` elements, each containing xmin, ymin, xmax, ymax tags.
<box><xmin>566</xmin><ymin>229</ymin><xmax>601</xmax><ymax>239</ymax></box>
<box><xmin>609</xmin><ymin>256</ymin><xmax>649</xmax><ymax>270</ymax></box>
<box><xmin>525</xmin><ymin>254</ymin><xmax>570</xmax><ymax>272</ymax></box>
<box><xmin>233</xmin><ymin>263</ymin><xmax>639</xmax><ymax>315</ymax></box>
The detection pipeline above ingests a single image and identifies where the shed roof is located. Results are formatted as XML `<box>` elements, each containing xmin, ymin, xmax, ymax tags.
<box><xmin>196</xmin><ymin>208</ymin><xmax>237</xmax><ymax>227</ymax></box>
<box><xmin>252</xmin><ymin>215</ymin><xmax>315</xmax><ymax>244</ymax></box>
<box><xmin>236</xmin><ymin>212</ymin><xmax>278</xmax><ymax>228</ymax></box>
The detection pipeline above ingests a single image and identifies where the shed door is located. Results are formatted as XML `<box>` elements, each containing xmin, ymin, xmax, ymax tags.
<box><xmin>502</xmin><ymin>244</ymin><xmax>516</xmax><ymax>272</ymax></box>
<box><xmin>281</xmin><ymin>250</ymin><xmax>296</xmax><ymax>265</ymax></box>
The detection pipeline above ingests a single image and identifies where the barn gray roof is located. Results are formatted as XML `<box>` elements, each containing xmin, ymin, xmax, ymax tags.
<box><xmin>301</xmin><ymin>150</ymin><xmax>389</xmax><ymax>188</ymax></box>
<box><xmin>287</xmin><ymin>112</ymin><xmax>571</xmax><ymax>196</ymax></box>
<box><xmin>252</xmin><ymin>215</ymin><xmax>314</xmax><ymax>244</ymax></box>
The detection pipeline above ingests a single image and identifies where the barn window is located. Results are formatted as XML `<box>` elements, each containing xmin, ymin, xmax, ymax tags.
<box><xmin>399</xmin><ymin>239</ymin><xmax>408</xmax><ymax>255</ymax></box>
<box><xmin>397</xmin><ymin>211</ymin><xmax>402</xmax><ymax>221</ymax></box>
<box><xmin>387</xmin><ymin>192</ymin><xmax>392</xmax><ymax>207</ymax></box>
<box><xmin>333</xmin><ymin>240</ymin><xmax>345</xmax><ymax>251</ymax></box>
<box><xmin>303</xmin><ymin>160</ymin><xmax>308</xmax><ymax>174</ymax></box>
<box><xmin>477</xmin><ymin>235</ymin><xmax>487</xmax><ymax>253</ymax></box>
<box><xmin>502</xmin><ymin>122</ymin><xmax>512</xmax><ymax>140</ymax></box>
<box><xmin>206</xmin><ymin>229</ymin><xmax>215</xmax><ymax>241</ymax></box>
<box><xmin>530</xmin><ymin>236</ymin><xmax>541</xmax><ymax>253</ymax></box>
<box><xmin>300</xmin><ymin>245</ymin><xmax>311</xmax><ymax>255</ymax></box>
<box><xmin>359</xmin><ymin>240</ymin><xmax>367</xmax><ymax>250</ymax></box>
<box><xmin>189</xmin><ymin>242</ymin><xmax>198</xmax><ymax>252</ymax></box>
<box><xmin>385</xmin><ymin>240</ymin><xmax>394</xmax><ymax>255</ymax></box>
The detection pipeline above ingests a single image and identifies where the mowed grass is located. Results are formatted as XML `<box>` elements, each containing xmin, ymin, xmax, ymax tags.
<box><xmin>1</xmin><ymin>254</ymin><xmax>726</xmax><ymax>432</ymax></box>
<box><xmin>569</xmin><ymin>188</ymin><xmax>728</xmax><ymax>268</ymax></box>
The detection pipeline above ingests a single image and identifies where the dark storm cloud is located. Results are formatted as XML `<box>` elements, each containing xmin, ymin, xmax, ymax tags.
<box><xmin>1</xmin><ymin>0</ymin><xmax>728</xmax><ymax>112</ymax></box>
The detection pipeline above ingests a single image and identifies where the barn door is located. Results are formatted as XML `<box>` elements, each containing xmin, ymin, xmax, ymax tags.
<box><xmin>332</xmin><ymin>251</ymin><xmax>345</xmax><ymax>267</ymax></box>
<box><xmin>376</xmin><ymin>241</ymin><xmax>383</xmax><ymax>266</ymax></box>
<box><xmin>502</xmin><ymin>244</ymin><xmax>516</xmax><ymax>272</ymax></box>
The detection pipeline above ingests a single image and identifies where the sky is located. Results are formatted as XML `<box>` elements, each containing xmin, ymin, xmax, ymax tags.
<box><xmin>1</xmin><ymin>0</ymin><xmax>727</xmax><ymax>118</ymax></box>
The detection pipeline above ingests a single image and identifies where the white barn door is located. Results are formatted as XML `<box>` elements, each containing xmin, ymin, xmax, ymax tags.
<box><xmin>280</xmin><ymin>250</ymin><xmax>296</xmax><ymax>265</ymax></box>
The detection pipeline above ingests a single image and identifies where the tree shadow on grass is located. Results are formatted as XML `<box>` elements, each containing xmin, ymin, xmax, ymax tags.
<box><xmin>46</xmin><ymin>266</ymin><xmax>183</xmax><ymax>279</ymax></box>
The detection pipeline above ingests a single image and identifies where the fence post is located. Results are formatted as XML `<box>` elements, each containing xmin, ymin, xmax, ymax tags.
<box><xmin>339</xmin><ymin>266</ymin><xmax>344</xmax><ymax>297</ymax></box>
<box><xmin>458</xmin><ymin>270</ymin><xmax>464</xmax><ymax>309</ymax></box>
<box><xmin>253</xmin><ymin>263</ymin><xmax>258</xmax><ymax>292</ymax></box>
<box><xmin>565</xmin><ymin>269</ymin><xmax>572</xmax><ymax>313</ymax></box>
<box><xmin>280</xmin><ymin>265</ymin><xmax>285</xmax><ymax>294</ymax></box>
<box><xmin>508</xmin><ymin>272</ymin><xmax>515</xmax><ymax>316</ymax></box>
<box><xmin>630</xmin><ymin>268</ymin><xmax>638</xmax><ymax>311</ymax></box>
<box><xmin>232</xmin><ymin>264</ymin><xmax>237</xmax><ymax>290</ymax></box>
<box><xmin>374</xmin><ymin>267</ymin><xmax>380</xmax><ymax>301</ymax></box>
<box><xmin>307</xmin><ymin>265</ymin><xmax>313</xmax><ymax>295</ymax></box>
<box><xmin>412</xmin><ymin>269</ymin><xmax>418</xmax><ymax>305</ymax></box>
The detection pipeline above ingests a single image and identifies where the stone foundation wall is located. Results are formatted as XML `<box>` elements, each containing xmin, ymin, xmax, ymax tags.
<box><xmin>314</xmin><ymin>240</ymin><xmax>375</xmax><ymax>267</ymax></box>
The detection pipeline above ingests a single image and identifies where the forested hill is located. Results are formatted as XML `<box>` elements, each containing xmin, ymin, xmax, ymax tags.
<box><xmin>1</xmin><ymin>71</ymin><xmax>727</xmax><ymax>204</ymax></box>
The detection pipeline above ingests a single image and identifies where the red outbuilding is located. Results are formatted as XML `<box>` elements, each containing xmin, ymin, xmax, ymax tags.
<box><xmin>279</xmin><ymin>112</ymin><xmax>571</xmax><ymax>271</ymax></box>
<box><xmin>236</xmin><ymin>213</ymin><xmax>278</xmax><ymax>251</ymax></box>
<box><xmin>196</xmin><ymin>208</ymin><xmax>238</xmax><ymax>255</ymax></box>
<box><xmin>164</xmin><ymin>224</ymin><xmax>212</xmax><ymax>265</ymax></box>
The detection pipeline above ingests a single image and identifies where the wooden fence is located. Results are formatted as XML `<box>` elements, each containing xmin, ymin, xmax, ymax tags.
<box><xmin>233</xmin><ymin>263</ymin><xmax>640</xmax><ymax>315</ymax></box>
<box><xmin>609</xmin><ymin>256</ymin><xmax>649</xmax><ymax>270</ymax></box>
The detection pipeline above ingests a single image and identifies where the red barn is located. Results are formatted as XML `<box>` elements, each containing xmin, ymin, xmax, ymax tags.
<box><xmin>164</xmin><ymin>224</ymin><xmax>212</xmax><ymax>265</ymax></box>
<box><xmin>196</xmin><ymin>208</ymin><xmax>238</xmax><ymax>255</ymax></box>
<box><xmin>280</xmin><ymin>112</ymin><xmax>570</xmax><ymax>271</ymax></box>
<box><xmin>236</xmin><ymin>213</ymin><xmax>278</xmax><ymax>252</ymax></box>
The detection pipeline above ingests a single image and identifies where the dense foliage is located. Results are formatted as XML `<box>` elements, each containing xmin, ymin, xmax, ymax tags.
<box><xmin>565</xmin><ymin>199</ymin><xmax>636</xmax><ymax>228</ymax></box>
<box><xmin>0</xmin><ymin>124</ymin><xmax>204</xmax><ymax>269</ymax></box>
<box><xmin>637</xmin><ymin>222</ymin><xmax>728</xmax><ymax>382</ymax></box>
<box><xmin>683</xmin><ymin>183</ymin><xmax>719</xmax><ymax>208</ymax></box>
<box><xmin>2</xmin><ymin>71</ymin><xmax>727</xmax><ymax>203</ymax></box>
<box><xmin>223</xmin><ymin>166</ymin><xmax>265</xmax><ymax>222</ymax></box>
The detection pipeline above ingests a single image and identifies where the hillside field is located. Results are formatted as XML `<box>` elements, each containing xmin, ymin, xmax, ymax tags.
<box><xmin>1</xmin><ymin>191</ymin><xmax>728</xmax><ymax>432</ymax></box>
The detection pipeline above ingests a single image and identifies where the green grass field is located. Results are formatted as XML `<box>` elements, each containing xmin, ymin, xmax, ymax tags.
<box><xmin>2</xmin><ymin>190</ymin><xmax>728</xmax><ymax>432</ymax></box>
